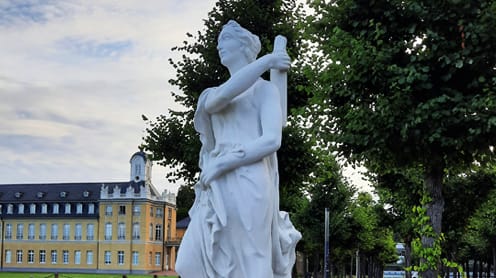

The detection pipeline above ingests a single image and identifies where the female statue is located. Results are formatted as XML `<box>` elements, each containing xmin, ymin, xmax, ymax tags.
<box><xmin>175</xmin><ymin>20</ymin><xmax>300</xmax><ymax>278</ymax></box>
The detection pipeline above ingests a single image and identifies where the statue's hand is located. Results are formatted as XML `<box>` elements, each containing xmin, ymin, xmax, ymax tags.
<box><xmin>269</xmin><ymin>52</ymin><xmax>291</xmax><ymax>71</ymax></box>
<box><xmin>200</xmin><ymin>155</ymin><xmax>229</xmax><ymax>186</ymax></box>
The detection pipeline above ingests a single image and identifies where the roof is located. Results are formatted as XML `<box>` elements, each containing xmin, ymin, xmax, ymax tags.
<box><xmin>0</xmin><ymin>181</ymin><xmax>146</xmax><ymax>202</ymax></box>
<box><xmin>176</xmin><ymin>216</ymin><xmax>191</xmax><ymax>229</ymax></box>
<box><xmin>130</xmin><ymin>151</ymin><xmax>148</xmax><ymax>163</ymax></box>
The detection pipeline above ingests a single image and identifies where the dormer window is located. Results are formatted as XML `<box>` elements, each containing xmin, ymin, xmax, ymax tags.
<box><xmin>37</xmin><ymin>192</ymin><xmax>45</xmax><ymax>198</ymax></box>
<box><xmin>15</xmin><ymin>192</ymin><xmax>23</xmax><ymax>198</ymax></box>
<box><xmin>83</xmin><ymin>191</ymin><xmax>90</xmax><ymax>197</ymax></box>
<box><xmin>60</xmin><ymin>191</ymin><xmax>67</xmax><ymax>198</ymax></box>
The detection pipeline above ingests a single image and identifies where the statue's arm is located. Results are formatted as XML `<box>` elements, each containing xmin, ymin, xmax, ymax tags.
<box><xmin>204</xmin><ymin>52</ymin><xmax>290</xmax><ymax>114</ymax></box>
<box><xmin>200</xmin><ymin>81</ymin><xmax>282</xmax><ymax>185</ymax></box>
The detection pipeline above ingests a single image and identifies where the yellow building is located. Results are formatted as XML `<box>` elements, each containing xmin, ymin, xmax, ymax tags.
<box><xmin>0</xmin><ymin>151</ymin><xmax>178</xmax><ymax>274</ymax></box>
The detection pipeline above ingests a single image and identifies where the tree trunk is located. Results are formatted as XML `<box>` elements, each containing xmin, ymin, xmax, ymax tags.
<box><xmin>421</xmin><ymin>160</ymin><xmax>445</xmax><ymax>278</ymax></box>
<box><xmin>492</xmin><ymin>246</ymin><xmax>496</xmax><ymax>278</ymax></box>
<box><xmin>405</xmin><ymin>239</ymin><xmax>412</xmax><ymax>278</ymax></box>
<box><xmin>313</xmin><ymin>250</ymin><xmax>320</xmax><ymax>278</ymax></box>
<box><xmin>350</xmin><ymin>254</ymin><xmax>354</xmax><ymax>278</ymax></box>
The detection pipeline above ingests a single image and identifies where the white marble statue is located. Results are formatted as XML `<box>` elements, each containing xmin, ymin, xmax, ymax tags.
<box><xmin>175</xmin><ymin>20</ymin><xmax>301</xmax><ymax>278</ymax></box>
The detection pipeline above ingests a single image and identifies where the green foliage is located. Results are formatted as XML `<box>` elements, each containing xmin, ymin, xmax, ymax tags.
<box><xmin>462</xmin><ymin>188</ymin><xmax>496</xmax><ymax>257</ymax></box>
<box><xmin>175</xmin><ymin>185</ymin><xmax>195</xmax><ymax>220</ymax></box>
<box><xmin>307</xmin><ymin>0</ymin><xmax>496</xmax><ymax>169</ymax></box>
<box><xmin>350</xmin><ymin>192</ymin><xmax>398</xmax><ymax>265</ymax></box>
<box><xmin>296</xmin><ymin>155</ymin><xmax>355</xmax><ymax>269</ymax></box>
<box><xmin>409</xmin><ymin>193</ymin><xmax>463</xmax><ymax>277</ymax></box>
<box><xmin>307</xmin><ymin>1</ymin><xmax>496</xmax><ymax>275</ymax></box>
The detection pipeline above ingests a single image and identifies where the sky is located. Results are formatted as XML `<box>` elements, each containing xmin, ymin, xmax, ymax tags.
<box><xmin>0</xmin><ymin>0</ymin><xmax>218</xmax><ymax>194</ymax></box>
<box><xmin>0</xmin><ymin>0</ymin><xmax>372</xmax><ymax>195</ymax></box>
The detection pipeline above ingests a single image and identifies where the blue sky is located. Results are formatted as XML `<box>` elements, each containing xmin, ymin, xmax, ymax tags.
<box><xmin>0</xmin><ymin>0</ymin><xmax>217</xmax><ymax>194</ymax></box>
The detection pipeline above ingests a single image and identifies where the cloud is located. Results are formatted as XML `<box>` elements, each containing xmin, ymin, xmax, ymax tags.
<box><xmin>0</xmin><ymin>0</ymin><xmax>217</xmax><ymax>193</ymax></box>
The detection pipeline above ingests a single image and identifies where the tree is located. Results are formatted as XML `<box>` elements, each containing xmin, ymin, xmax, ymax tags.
<box><xmin>375</xmin><ymin>168</ymin><xmax>423</xmax><ymax>277</ymax></box>
<box><xmin>307</xmin><ymin>1</ymin><xmax>496</xmax><ymax>276</ymax></box>
<box><xmin>463</xmin><ymin>188</ymin><xmax>496</xmax><ymax>276</ymax></box>
<box><xmin>349</xmin><ymin>192</ymin><xmax>398</xmax><ymax>278</ymax></box>
<box><xmin>296</xmin><ymin>155</ymin><xmax>355</xmax><ymax>277</ymax></box>
<box><xmin>141</xmin><ymin>0</ymin><xmax>312</xmax><ymax>216</ymax></box>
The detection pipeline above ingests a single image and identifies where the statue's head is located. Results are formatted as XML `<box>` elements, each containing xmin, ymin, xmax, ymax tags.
<box><xmin>218</xmin><ymin>20</ymin><xmax>261</xmax><ymax>65</ymax></box>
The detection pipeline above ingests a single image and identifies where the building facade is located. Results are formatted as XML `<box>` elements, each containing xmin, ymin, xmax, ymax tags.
<box><xmin>0</xmin><ymin>151</ymin><xmax>177</xmax><ymax>274</ymax></box>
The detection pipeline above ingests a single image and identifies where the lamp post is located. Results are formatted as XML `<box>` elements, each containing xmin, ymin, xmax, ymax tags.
<box><xmin>324</xmin><ymin>208</ymin><xmax>330</xmax><ymax>278</ymax></box>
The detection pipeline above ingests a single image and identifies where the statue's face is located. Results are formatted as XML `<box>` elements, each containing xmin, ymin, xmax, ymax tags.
<box><xmin>217</xmin><ymin>29</ymin><xmax>244</xmax><ymax>67</ymax></box>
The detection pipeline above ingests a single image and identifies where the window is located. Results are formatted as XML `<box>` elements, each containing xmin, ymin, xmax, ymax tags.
<box><xmin>75</xmin><ymin>224</ymin><xmax>82</xmax><ymax>240</ymax></box>
<box><xmin>155</xmin><ymin>252</ymin><xmax>161</xmax><ymax>266</ymax></box>
<box><xmin>5</xmin><ymin>250</ymin><xmax>11</xmax><ymax>264</ymax></box>
<box><xmin>105</xmin><ymin>205</ymin><xmax>112</xmax><ymax>216</ymax></box>
<box><xmin>168</xmin><ymin>208</ymin><xmax>172</xmax><ymax>219</ymax></box>
<box><xmin>5</xmin><ymin>224</ymin><xmax>12</xmax><ymax>239</ymax></box>
<box><xmin>105</xmin><ymin>223</ymin><xmax>112</xmax><ymax>240</ymax></box>
<box><xmin>7</xmin><ymin>204</ymin><xmax>13</xmax><ymax>214</ymax></box>
<box><xmin>155</xmin><ymin>224</ymin><xmax>162</xmax><ymax>241</ymax></box>
<box><xmin>30</xmin><ymin>203</ymin><xmax>36</xmax><ymax>214</ymax></box>
<box><xmin>63</xmin><ymin>250</ymin><xmax>69</xmax><ymax>264</ymax></box>
<box><xmin>156</xmin><ymin>208</ymin><xmax>163</xmax><ymax>217</ymax></box>
<box><xmin>74</xmin><ymin>250</ymin><xmax>81</xmax><ymax>265</ymax></box>
<box><xmin>39</xmin><ymin>224</ymin><xmax>47</xmax><ymax>240</ymax></box>
<box><xmin>28</xmin><ymin>250</ymin><xmax>34</xmax><ymax>263</ymax></box>
<box><xmin>148</xmin><ymin>252</ymin><xmax>152</xmax><ymax>265</ymax></box>
<box><xmin>18</xmin><ymin>204</ymin><xmax>24</xmax><ymax>214</ymax></box>
<box><xmin>132</xmin><ymin>251</ymin><xmax>139</xmax><ymax>265</ymax></box>
<box><xmin>150</xmin><ymin>207</ymin><xmax>154</xmax><ymax>216</ymax></box>
<box><xmin>41</xmin><ymin>203</ymin><xmax>48</xmax><ymax>214</ymax></box>
<box><xmin>51</xmin><ymin>250</ymin><xmax>57</xmax><ymax>264</ymax></box>
<box><xmin>65</xmin><ymin>203</ymin><xmax>71</xmax><ymax>214</ymax></box>
<box><xmin>149</xmin><ymin>224</ymin><xmax>153</xmax><ymax>240</ymax></box>
<box><xmin>87</xmin><ymin>224</ymin><xmax>94</xmax><ymax>240</ymax></box>
<box><xmin>133</xmin><ymin>205</ymin><xmax>140</xmax><ymax>216</ymax></box>
<box><xmin>119</xmin><ymin>205</ymin><xmax>126</xmax><ymax>215</ymax></box>
<box><xmin>104</xmin><ymin>251</ymin><xmax>111</xmax><ymax>265</ymax></box>
<box><xmin>83</xmin><ymin>191</ymin><xmax>90</xmax><ymax>197</ymax></box>
<box><xmin>118</xmin><ymin>223</ymin><xmax>125</xmax><ymax>240</ymax></box>
<box><xmin>16</xmin><ymin>250</ymin><xmax>23</xmax><ymax>263</ymax></box>
<box><xmin>63</xmin><ymin>224</ymin><xmax>70</xmax><ymax>240</ymax></box>
<box><xmin>51</xmin><ymin>224</ymin><xmax>58</xmax><ymax>240</ymax></box>
<box><xmin>88</xmin><ymin>203</ymin><xmax>95</xmax><ymax>214</ymax></box>
<box><xmin>0</xmin><ymin>204</ymin><xmax>2</xmax><ymax>214</ymax></box>
<box><xmin>86</xmin><ymin>251</ymin><xmax>93</xmax><ymax>265</ymax></box>
<box><xmin>53</xmin><ymin>203</ymin><xmax>59</xmax><ymax>214</ymax></box>
<box><xmin>76</xmin><ymin>203</ymin><xmax>83</xmax><ymax>214</ymax></box>
<box><xmin>39</xmin><ymin>250</ymin><xmax>46</xmax><ymax>264</ymax></box>
<box><xmin>28</xmin><ymin>223</ymin><xmax>35</xmax><ymax>240</ymax></box>
<box><xmin>16</xmin><ymin>223</ymin><xmax>24</xmax><ymax>240</ymax></box>
<box><xmin>132</xmin><ymin>222</ymin><xmax>140</xmax><ymax>240</ymax></box>
<box><xmin>118</xmin><ymin>251</ymin><xmax>125</xmax><ymax>265</ymax></box>
<box><xmin>60</xmin><ymin>191</ymin><xmax>67</xmax><ymax>198</ymax></box>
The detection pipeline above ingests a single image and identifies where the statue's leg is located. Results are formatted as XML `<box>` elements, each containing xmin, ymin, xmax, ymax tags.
<box><xmin>226</xmin><ymin>163</ymin><xmax>275</xmax><ymax>277</ymax></box>
<box><xmin>175</xmin><ymin>215</ymin><xmax>208</xmax><ymax>278</ymax></box>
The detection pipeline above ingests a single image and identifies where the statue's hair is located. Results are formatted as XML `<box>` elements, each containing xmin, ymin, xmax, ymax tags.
<box><xmin>220</xmin><ymin>20</ymin><xmax>261</xmax><ymax>62</ymax></box>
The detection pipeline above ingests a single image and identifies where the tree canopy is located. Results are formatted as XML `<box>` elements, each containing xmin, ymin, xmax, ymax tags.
<box><xmin>307</xmin><ymin>0</ymin><xmax>496</xmax><ymax>276</ymax></box>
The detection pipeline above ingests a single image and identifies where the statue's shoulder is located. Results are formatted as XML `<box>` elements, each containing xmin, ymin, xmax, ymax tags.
<box><xmin>254</xmin><ymin>79</ymin><xmax>279</xmax><ymax>97</ymax></box>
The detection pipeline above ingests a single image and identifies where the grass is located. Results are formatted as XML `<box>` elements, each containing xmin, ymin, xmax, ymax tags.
<box><xmin>0</xmin><ymin>273</ymin><xmax>178</xmax><ymax>278</ymax></box>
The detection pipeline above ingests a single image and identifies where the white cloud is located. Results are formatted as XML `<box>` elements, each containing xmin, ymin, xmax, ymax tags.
<box><xmin>0</xmin><ymin>0</ymin><xmax>217</xmax><ymax>193</ymax></box>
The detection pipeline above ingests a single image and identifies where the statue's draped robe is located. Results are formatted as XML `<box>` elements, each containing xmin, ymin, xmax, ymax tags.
<box><xmin>176</xmin><ymin>81</ymin><xmax>301</xmax><ymax>278</ymax></box>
